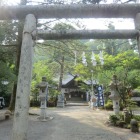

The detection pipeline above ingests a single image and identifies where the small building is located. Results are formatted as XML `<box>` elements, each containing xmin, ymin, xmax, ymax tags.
<box><xmin>61</xmin><ymin>75</ymin><xmax>93</xmax><ymax>102</ymax></box>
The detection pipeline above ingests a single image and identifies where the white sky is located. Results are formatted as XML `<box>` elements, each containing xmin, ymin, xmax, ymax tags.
<box><xmin>5</xmin><ymin>0</ymin><xmax>135</xmax><ymax>30</ymax></box>
<box><xmin>79</xmin><ymin>18</ymin><xmax>134</xmax><ymax>30</ymax></box>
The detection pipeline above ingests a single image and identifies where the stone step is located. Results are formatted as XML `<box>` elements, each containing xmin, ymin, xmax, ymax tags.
<box><xmin>66</xmin><ymin>101</ymin><xmax>88</xmax><ymax>106</ymax></box>
<box><xmin>68</xmin><ymin>97</ymin><xmax>85</xmax><ymax>101</ymax></box>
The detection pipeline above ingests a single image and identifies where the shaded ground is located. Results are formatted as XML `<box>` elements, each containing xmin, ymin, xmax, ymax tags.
<box><xmin>0</xmin><ymin>106</ymin><xmax>140</xmax><ymax>140</ymax></box>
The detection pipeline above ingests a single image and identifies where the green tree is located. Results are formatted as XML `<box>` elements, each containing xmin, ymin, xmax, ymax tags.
<box><xmin>35</xmin><ymin>23</ymin><xmax>86</xmax><ymax>92</ymax></box>
<box><xmin>74</xmin><ymin>48</ymin><xmax>140</xmax><ymax>107</ymax></box>
<box><xmin>89</xmin><ymin>24</ymin><xmax>134</xmax><ymax>56</ymax></box>
<box><xmin>99</xmin><ymin>51</ymin><xmax>140</xmax><ymax>107</ymax></box>
<box><xmin>0</xmin><ymin>2</ymin><xmax>17</xmax><ymax>104</ymax></box>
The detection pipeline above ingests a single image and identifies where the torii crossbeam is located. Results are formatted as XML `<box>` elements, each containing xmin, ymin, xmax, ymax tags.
<box><xmin>1</xmin><ymin>4</ymin><xmax>140</xmax><ymax>20</ymax></box>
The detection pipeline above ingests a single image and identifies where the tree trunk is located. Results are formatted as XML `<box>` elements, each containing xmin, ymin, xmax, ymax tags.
<box><xmin>0</xmin><ymin>4</ymin><xmax>140</xmax><ymax>19</ymax></box>
<box><xmin>8</xmin><ymin>84</ymin><xmax>17</xmax><ymax>111</ymax></box>
<box><xmin>11</xmin><ymin>14</ymin><xmax>36</xmax><ymax>140</ymax></box>
<box><xmin>38</xmin><ymin>29</ymin><xmax>138</xmax><ymax>40</ymax></box>
<box><xmin>8</xmin><ymin>22</ymin><xmax>23</xmax><ymax>111</ymax></box>
<box><xmin>58</xmin><ymin>56</ymin><xmax>64</xmax><ymax>91</ymax></box>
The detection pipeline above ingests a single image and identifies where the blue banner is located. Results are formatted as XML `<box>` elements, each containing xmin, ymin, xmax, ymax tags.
<box><xmin>94</xmin><ymin>85</ymin><xmax>104</xmax><ymax>107</ymax></box>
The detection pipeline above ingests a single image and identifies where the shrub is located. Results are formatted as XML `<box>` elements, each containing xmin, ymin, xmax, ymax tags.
<box><xmin>47</xmin><ymin>97</ymin><xmax>57</xmax><ymax>107</ymax></box>
<box><xmin>30</xmin><ymin>100</ymin><xmax>40</xmax><ymax>107</ymax></box>
<box><xmin>109</xmin><ymin>115</ymin><xmax>119</xmax><ymax>125</ymax></box>
<box><xmin>123</xmin><ymin>124</ymin><xmax>131</xmax><ymax>129</ymax></box>
<box><xmin>133</xmin><ymin>115</ymin><xmax>140</xmax><ymax>121</ymax></box>
<box><xmin>105</xmin><ymin>100</ymin><xmax>113</xmax><ymax>110</ymax></box>
<box><xmin>116</xmin><ymin>121</ymin><xmax>126</xmax><ymax>128</ymax></box>
<box><xmin>118</xmin><ymin>113</ymin><xmax>124</xmax><ymax>121</ymax></box>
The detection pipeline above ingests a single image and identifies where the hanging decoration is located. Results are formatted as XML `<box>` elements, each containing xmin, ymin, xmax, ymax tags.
<box><xmin>91</xmin><ymin>51</ymin><xmax>97</xmax><ymax>66</ymax></box>
<box><xmin>99</xmin><ymin>51</ymin><xmax>104</xmax><ymax>65</ymax></box>
<box><xmin>82</xmin><ymin>52</ymin><xmax>87</xmax><ymax>66</ymax></box>
<box><xmin>81</xmin><ymin>51</ymin><xmax>104</xmax><ymax>66</ymax></box>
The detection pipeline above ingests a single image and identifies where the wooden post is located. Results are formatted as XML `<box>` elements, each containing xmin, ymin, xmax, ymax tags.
<box><xmin>11</xmin><ymin>14</ymin><xmax>36</xmax><ymax>140</ymax></box>
<box><xmin>135</xmin><ymin>13</ymin><xmax>140</xmax><ymax>58</ymax></box>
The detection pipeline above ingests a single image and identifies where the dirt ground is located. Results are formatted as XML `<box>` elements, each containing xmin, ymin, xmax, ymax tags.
<box><xmin>0</xmin><ymin>106</ymin><xmax>140</xmax><ymax>140</ymax></box>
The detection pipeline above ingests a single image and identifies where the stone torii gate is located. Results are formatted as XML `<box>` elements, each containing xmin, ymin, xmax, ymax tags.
<box><xmin>1</xmin><ymin>4</ymin><xmax>140</xmax><ymax>140</ymax></box>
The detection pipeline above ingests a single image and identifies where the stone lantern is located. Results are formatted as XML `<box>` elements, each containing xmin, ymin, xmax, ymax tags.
<box><xmin>109</xmin><ymin>75</ymin><xmax>121</xmax><ymax>115</ymax></box>
<box><xmin>37</xmin><ymin>76</ymin><xmax>48</xmax><ymax>121</ymax></box>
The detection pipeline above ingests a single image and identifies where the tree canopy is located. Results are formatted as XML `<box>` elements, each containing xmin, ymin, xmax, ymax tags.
<box><xmin>0</xmin><ymin>0</ymin><xmax>139</xmax><ymax>109</ymax></box>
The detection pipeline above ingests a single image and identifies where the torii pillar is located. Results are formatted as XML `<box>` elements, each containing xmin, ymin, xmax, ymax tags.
<box><xmin>135</xmin><ymin>13</ymin><xmax>140</xmax><ymax>58</ymax></box>
<box><xmin>11</xmin><ymin>14</ymin><xmax>36</xmax><ymax>140</ymax></box>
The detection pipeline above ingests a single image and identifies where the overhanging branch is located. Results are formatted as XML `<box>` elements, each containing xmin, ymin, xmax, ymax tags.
<box><xmin>37</xmin><ymin>29</ymin><xmax>138</xmax><ymax>40</ymax></box>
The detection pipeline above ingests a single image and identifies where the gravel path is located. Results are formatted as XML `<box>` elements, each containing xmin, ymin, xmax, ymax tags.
<box><xmin>0</xmin><ymin>106</ymin><xmax>140</xmax><ymax>140</ymax></box>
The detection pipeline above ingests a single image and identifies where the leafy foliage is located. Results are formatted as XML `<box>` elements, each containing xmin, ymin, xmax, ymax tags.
<box><xmin>109</xmin><ymin>114</ymin><xmax>120</xmax><ymax>125</ymax></box>
<box><xmin>0</xmin><ymin>21</ymin><xmax>17</xmax><ymax>101</ymax></box>
<box><xmin>104</xmin><ymin>99</ymin><xmax>113</xmax><ymax>110</ymax></box>
<box><xmin>32</xmin><ymin>60</ymin><xmax>54</xmax><ymax>90</ymax></box>
<box><xmin>133</xmin><ymin>115</ymin><xmax>140</xmax><ymax>121</ymax></box>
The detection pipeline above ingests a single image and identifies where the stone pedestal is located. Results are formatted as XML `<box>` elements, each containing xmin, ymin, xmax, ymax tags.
<box><xmin>57</xmin><ymin>101</ymin><xmax>64</xmax><ymax>107</ymax></box>
<box><xmin>90</xmin><ymin>95</ymin><xmax>97</xmax><ymax>109</ymax></box>
<box><xmin>86</xmin><ymin>91</ymin><xmax>90</xmax><ymax>102</ymax></box>
<box><xmin>38</xmin><ymin>94</ymin><xmax>47</xmax><ymax>120</ymax></box>
<box><xmin>109</xmin><ymin>75</ymin><xmax>121</xmax><ymax>115</ymax></box>
<box><xmin>37</xmin><ymin>77</ymin><xmax>53</xmax><ymax>121</ymax></box>
<box><xmin>90</xmin><ymin>101</ymin><xmax>94</xmax><ymax>109</ymax></box>
<box><xmin>57</xmin><ymin>93</ymin><xmax>65</xmax><ymax>108</ymax></box>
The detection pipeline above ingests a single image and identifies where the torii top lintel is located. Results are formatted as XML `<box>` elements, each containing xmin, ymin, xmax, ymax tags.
<box><xmin>1</xmin><ymin>4</ymin><xmax>140</xmax><ymax>20</ymax></box>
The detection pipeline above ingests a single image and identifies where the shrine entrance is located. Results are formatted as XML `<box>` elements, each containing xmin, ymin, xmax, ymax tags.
<box><xmin>65</xmin><ymin>91</ymin><xmax>86</xmax><ymax>102</ymax></box>
<box><xmin>1</xmin><ymin>4</ymin><xmax>140</xmax><ymax>140</ymax></box>
<box><xmin>61</xmin><ymin>75</ymin><xmax>88</xmax><ymax>102</ymax></box>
